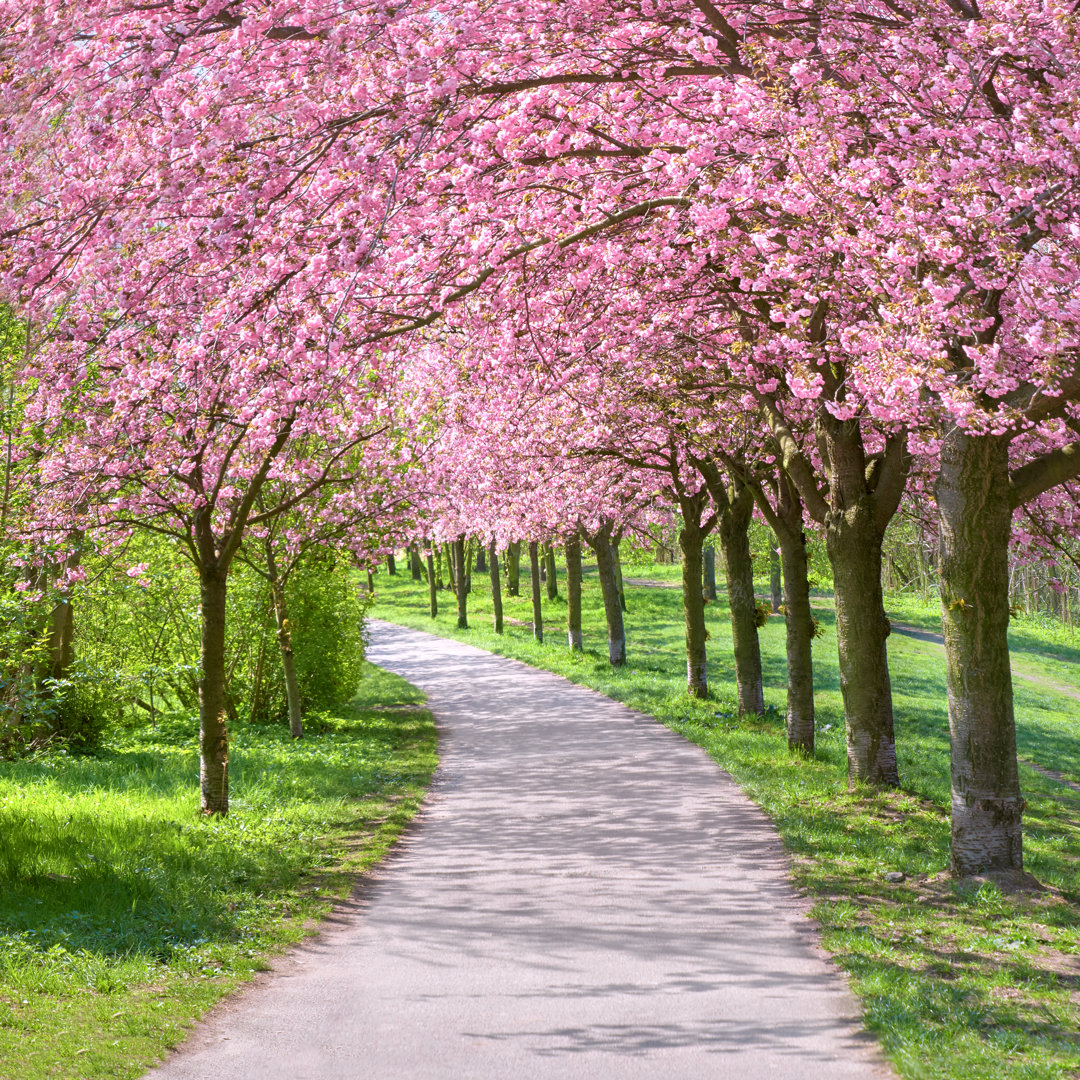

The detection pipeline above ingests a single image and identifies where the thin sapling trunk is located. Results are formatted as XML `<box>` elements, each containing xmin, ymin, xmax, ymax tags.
<box><xmin>529</xmin><ymin>540</ymin><xmax>543</xmax><ymax>643</ymax></box>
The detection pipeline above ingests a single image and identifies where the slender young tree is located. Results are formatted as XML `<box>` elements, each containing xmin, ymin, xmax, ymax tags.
<box><xmin>528</xmin><ymin>540</ymin><xmax>543</xmax><ymax>644</ymax></box>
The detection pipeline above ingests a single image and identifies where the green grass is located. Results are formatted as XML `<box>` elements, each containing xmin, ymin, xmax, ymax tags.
<box><xmin>0</xmin><ymin>662</ymin><xmax>437</xmax><ymax>1080</ymax></box>
<box><xmin>375</xmin><ymin>560</ymin><xmax>1080</xmax><ymax>1080</ymax></box>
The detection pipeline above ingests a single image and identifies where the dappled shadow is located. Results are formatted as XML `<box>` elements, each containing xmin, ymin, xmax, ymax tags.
<box><xmin>295</xmin><ymin>621</ymin><xmax>890</xmax><ymax>1077</ymax></box>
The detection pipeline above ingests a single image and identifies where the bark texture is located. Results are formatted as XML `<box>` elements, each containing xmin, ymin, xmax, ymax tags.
<box><xmin>409</xmin><ymin>546</ymin><xmax>422</xmax><ymax>581</ymax></box>
<box><xmin>613</xmin><ymin>540</ymin><xmax>627</xmax><ymax>612</ymax></box>
<box><xmin>199</xmin><ymin>566</ymin><xmax>230</xmax><ymax>815</ymax></box>
<box><xmin>703</xmin><ymin>545</ymin><xmax>717</xmax><ymax>602</ymax></box>
<box><xmin>679</xmin><ymin>520</ymin><xmax>709</xmax><ymax>699</ymax></box>
<box><xmin>565</xmin><ymin>537</ymin><xmax>583</xmax><ymax>652</ymax></box>
<box><xmin>453</xmin><ymin>535</ymin><xmax>468</xmax><ymax>629</ymax></box>
<box><xmin>545</xmin><ymin>545</ymin><xmax>559</xmax><ymax>601</ymax></box>
<box><xmin>506</xmin><ymin>541</ymin><xmax>521</xmax><ymax>596</ymax></box>
<box><xmin>827</xmin><ymin>500</ymin><xmax>899</xmax><ymax>786</ymax></box>
<box><xmin>585</xmin><ymin>522</ymin><xmax>626</xmax><ymax>667</ymax></box>
<box><xmin>773</xmin><ymin>480</ymin><xmax>815</xmax><ymax>754</ymax></box>
<box><xmin>488</xmin><ymin>540</ymin><xmax>503</xmax><ymax>634</ymax></box>
<box><xmin>386</xmin><ymin>553</ymin><xmax>397</xmax><ymax>576</ymax></box>
<box><xmin>768</xmin><ymin>401</ymin><xmax>908</xmax><ymax>786</ymax></box>
<box><xmin>427</xmin><ymin>551</ymin><xmax>438</xmax><ymax>618</ymax></box>
<box><xmin>718</xmin><ymin>486</ymin><xmax>764</xmax><ymax>715</ymax></box>
<box><xmin>529</xmin><ymin>541</ymin><xmax>544</xmax><ymax>643</ymax></box>
<box><xmin>937</xmin><ymin>431</ymin><xmax>1023</xmax><ymax>876</ymax></box>
<box><xmin>769</xmin><ymin>543</ymin><xmax>783</xmax><ymax>613</ymax></box>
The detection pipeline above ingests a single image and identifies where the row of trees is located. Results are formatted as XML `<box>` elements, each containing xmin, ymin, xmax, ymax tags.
<box><xmin>2</xmin><ymin>1</ymin><xmax>1080</xmax><ymax>884</ymax></box>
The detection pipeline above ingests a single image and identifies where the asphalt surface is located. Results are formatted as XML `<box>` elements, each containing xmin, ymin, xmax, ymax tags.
<box><xmin>146</xmin><ymin>620</ymin><xmax>891</xmax><ymax>1080</ymax></box>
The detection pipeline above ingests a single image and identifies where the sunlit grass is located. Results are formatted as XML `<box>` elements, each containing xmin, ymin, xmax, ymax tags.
<box><xmin>0</xmin><ymin>662</ymin><xmax>436</xmax><ymax>1080</ymax></box>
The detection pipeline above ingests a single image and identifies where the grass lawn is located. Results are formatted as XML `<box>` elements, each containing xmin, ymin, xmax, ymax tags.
<box><xmin>375</xmin><ymin>557</ymin><xmax>1080</xmax><ymax>1080</ymax></box>
<box><xmin>0</xmin><ymin>662</ymin><xmax>436</xmax><ymax>1080</ymax></box>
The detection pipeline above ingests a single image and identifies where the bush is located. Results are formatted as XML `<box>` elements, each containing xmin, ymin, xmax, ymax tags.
<box><xmin>288</xmin><ymin>554</ymin><xmax>368</xmax><ymax>715</ymax></box>
<box><xmin>38</xmin><ymin>663</ymin><xmax>116</xmax><ymax>751</ymax></box>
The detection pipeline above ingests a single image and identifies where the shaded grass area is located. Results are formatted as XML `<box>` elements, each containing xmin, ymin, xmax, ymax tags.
<box><xmin>375</xmin><ymin>561</ymin><xmax>1080</xmax><ymax>1080</ymax></box>
<box><xmin>0</xmin><ymin>662</ymin><xmax>436</xmax><ymax>1080</ymax></box>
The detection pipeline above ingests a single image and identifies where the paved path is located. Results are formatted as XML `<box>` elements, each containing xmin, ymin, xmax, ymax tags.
<box><xmin>147</xmin><ymin>621</ymin><xmax>891</xmax><ymax>1080</ymax></box>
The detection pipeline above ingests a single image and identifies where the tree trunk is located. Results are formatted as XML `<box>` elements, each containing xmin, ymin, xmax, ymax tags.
<box><xmin>445</xmin><ymin>542</ymin><xmax>456</xmax><ymax>591</ymax></box>
<box><xmin>427</xmin><ymin>551</ymin><xmax>438</xmax><ymax>619</ymax></box>
<box><xmin>769</xmin><ymin>541</ymin><xmax>783</xmax><ymax>613</ymax></box>
<box><xmin>703</xmin><ymin>545</ymin><xmax>717</xmax><ymax>602</ymax></box>
<box><xmin>937</xmin><ymin>431</ymin><xmax>1023</xmax><ymax>877</ymax></box>
<box><xmin>679</xmin><ymin>521</ymin><xmax>709</xmax><ymax>698</ymax></box>
<box><xmin>776</xmin><ymin>509</ymin><xmax>815</xmax><ymax>754</ymax></box>
<box><xmin>826</xmin><ymin>500</ymin><xmax>899</xmax><ymax>787</ymax></box>
<box><xmin>386</xmin><ymin>553</ymin><xmax>397</xmax><ymax>576</ymax></box>
<box><xmin>409</xmin><ymin>545</ymin><xmax>423</xmax><ymax>581</ymax></box>
<box><xmin>47</xmin><ymin>592</ymin><xmax>75</xmax><ymax>684</ymax></box>
<box><xmin>613</xmin><ymin>539</ymin><xmax>627</xmax><ymax>612</ymax></box>
<box><xmin>566</xmin><ymin>538</ymin><xmax>583</xmax><ymax>652</ymax></box>
<box><xmin>199</xmin><ymin>566</ymin><xmax>230</xmax><ymax>815</ymax></box>
<box><xmin>488</xmin><ymin>540</ymin><xmax>503</xmax><ymax>634</ymax></box>
<box><xmin>718</xmin><ymin>489</ymin><xmax>764</xmax><ymax>715</ymax></box>
<box><xmin>463</xmin><ymin>537</ymin><xmax>472</xmax><ymax>595</ymax></box>
<box><xmin>587</xmin><ymin>525</ymin><xmax>626</xmax><ymax>666</ymax></box>
<box><xmin>545</xmin><ymin>544</ymin><xmax>559</xmax><ymax>601</ymax></box>
<box><xmin>433</xmin><ymin>543</ymin><xmax>444</xmax><ymax>589</ymax></box>
<box><xmin>475</xmin><ymin>541</ymin><xmax>487</xmax><ymax>574</ymax></box>
<box><xmin>529</xmin><ymin>541</ymin><xmax>543</xmax><ymax>643</ymax></box>
<box><xmin>366</xmin><ymin>569</ymin><xmax>374</xmax><ymax>594</ymax></box>
<box><xmin>506</xmin><ymin>541</ymin><xmax>521</xmax><ymax>596</ymax></box>
<box><xmin>453</xmin><ymin>535</ymin><xmax>468</xmax><ymax>629</ymax></box>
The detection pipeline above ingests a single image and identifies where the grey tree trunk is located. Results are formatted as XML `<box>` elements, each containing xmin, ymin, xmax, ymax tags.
<box><xmin>453</xmin><ymin>535</ymin><xmax>468</xmax><ymax>629</ymax></box>
<box><xmin>826</xmin><ymin>500</ymin><xmax>899</xmax><ymax>786</ymax></box>
<box><xmin>703</xmin><ymin>545</ymin><xmax>717</xmax><ymax>602</ymax></box>
<box><xmin>679</xmin><ymin>521</ymin><xmax>709</xmax><ymax>698</ymax></box>
<box><xmin>766</xmin><ymin>400</ymin><xmax>909</xmax><ymax>787</ymax></box>
<box><xmin>774</xmin><ymin>480</ymin><xmax>815</xmax><ymax>754</ymax></box>
<box><xmin>505</xmin><ymin>541</ymin><xmax>521</xmax><ymax>596</ymax></box>
<box><xmin>488</xmin><ymin>540</ymin><xmax>503</xmax><ymax>634</ymax></box>
<box><xmin>566</xmin><ymin>537</ymin><xmax>583</xmax><ymax>652</ymax></box>
<box><xmin>529</xmin><ymin>541</ymin><xmax>544</xmax><ymax>643</ymax></box>
<box><xmin>586</xmin><ymin>524</ymin><xmax>626</xmax><ymax>667</ymax></box>
<box><xmin>937</xmin><ymin>431</ymin><xmax>1023</xmax><ymax>877</ymax></box>
<box><xmin>613</xmin><ymin>540</ymin><xmax>627</xmax><ymax>612</ymax></box>
<box><xmin>769</xmin><ymin>542</ymin><xmax>782</xmax><ymax>613</ymax></box>
<box><xmin>409</xmin><ymin>545</ymin><xmax>423</xmax><ymax>581</ymax></box>
<box><xmin>475</xmin><ymin>542</ymin><xmax>487</xmax><ymax>574</ymax></box>
<box><xmin>718</xmin><ymin>488</ymin><xmax>764</xmax><ymax>715</ymax></box>
<box><xmin>199</xmin><ymin>565</ymin><xmax>230</xmax><ymax>815</ymax></box>
<box><xmin>545</xmin><ymin>545</ymin><xmax>559</xmax><ymax>601</ymax></box>
<box><xmin>366</xmin><ymin>569</ymin><xmax>374</xmax><ymax>594</ymax></box>
<box><xmin>427</xmin><ymin>551</ymin><xmax>438</xmax><ymax>619</ymax></box>
<box><xmin>444</xmin><ymin>542</ymin><xmax>456</xmax><ymax>591</ymax></box>
<box><xmin>386</xmin><ymin>553</ymin><xmax>397</xmax><ymax>576</ymax></box>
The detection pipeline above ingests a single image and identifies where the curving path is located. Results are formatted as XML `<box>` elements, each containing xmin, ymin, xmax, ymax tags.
<box><xmin>146</xmin><ymin>621</ymin><xmax>892</xmax><ymax>1080</ymax></box>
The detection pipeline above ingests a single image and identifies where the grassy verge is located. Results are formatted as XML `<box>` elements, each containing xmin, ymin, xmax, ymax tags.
<box><xmin>0</xmin><ymin>662</ymin><xmax>437</xmax><ymax>1080</ymax></box>
<box><xmin>375</xmin><ymin>561</ymin><xmax>1080</xmax><ymax>1080</ymax></box>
